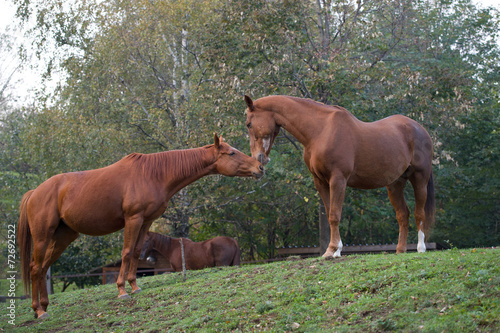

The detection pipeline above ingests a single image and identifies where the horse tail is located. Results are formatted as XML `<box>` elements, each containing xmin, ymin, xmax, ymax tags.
<box><xmin>232</xmin><ymin>241</ymin><xmax>241</xmax><ymax>266</ymax></box>
<box><xmin>18</xmin><ymin>190</ymin><xmax>34</xmax><ymax>296</ymax></box>
<box><xmin>424</xmin><ymin>171</ymin><xmax>436</xmax><ymax>235</ymax></box>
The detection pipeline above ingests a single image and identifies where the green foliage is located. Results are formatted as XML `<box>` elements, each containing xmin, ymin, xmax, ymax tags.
<box><xmin>192</xmin><ymin>152</ymin><xmax>318</xmax><ymax>259</ymax></box>
<box><xmin>434</xmin><ymin>103</ymin><xmax>500</xmax><ymax>247</ymax></box>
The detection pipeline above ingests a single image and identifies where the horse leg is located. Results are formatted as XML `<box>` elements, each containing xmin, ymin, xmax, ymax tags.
<box><xmin>410</xmin><ymin>172</ymin><xmax>429</xmax><ymax>253</ymax></box>
<box><xmin>313</xmin><ymin>177</ymin><xmax>331</xmax><ymax>256</ymax></box>
<box><xmin>28</xmin><ymin>208</ymin><xmax>61</xmax><ymax>319</ymax></box>
<box><xmin>323</xmin><ymin>175</ymin><xmax>347</xmax><ymax>258</ymax></box>
<box><xmin>29</xmin><ymin>236</ymin><xmax>52</xmax><ymax>319</ymax></box>
<box><xmin>39</xmin><ymin>223</ymin><xmax>79</xmax><ymax>313</ymax></box>
<box><xmin>117</xmin><ymin>214</ymin><xmax>144</xmax><ymax>299</ymax></box>
<box><xmin>127</xmin><ymin>222</ymin><xmax>153</xmax><ymax>294</ymax></box>
<box><xmin>387</xmin><ymin>177</ymin><xmax>410</xmax><ymax>253</ymax></box>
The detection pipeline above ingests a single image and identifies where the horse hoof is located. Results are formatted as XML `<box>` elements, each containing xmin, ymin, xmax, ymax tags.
<box><xmin>322</xmin><ymin>250</ymin><xmax>341</xmax><ymax>259</ymax></box>
<box><xmin>37</xmin><ymin>312</ymin><xmax>49</xmax><ymax>319</ymax></box>
<box><xmin>118</xmin><ymin>293</ymin><xmax>131</xmax><ymax>299</ymax></box>
<box><xmin>132</xmin><ymin>288</ymin><xmax>142</xmax><ymax>294</ymax></box>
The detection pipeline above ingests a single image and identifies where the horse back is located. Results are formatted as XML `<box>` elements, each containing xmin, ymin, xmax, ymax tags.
<box><xmin>27</xmin><ymin>162</ymin><xmax>165</xmax><ymax>235</ymax></box>
<box><xmin>308</xmin><ymin>113</ymin><xmax>432</xmax><ymax>189</ymax></box>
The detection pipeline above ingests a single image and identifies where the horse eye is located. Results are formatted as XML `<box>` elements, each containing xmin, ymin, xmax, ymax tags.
<box><xmin>229</xmin><ymin>151</ymin><xmax>235</xmax><ymax>156</ymax></box>
<box><xmin>246</xmin><ymin>123</ymin><xmax>252</xmax><ymax>129</ymax></box>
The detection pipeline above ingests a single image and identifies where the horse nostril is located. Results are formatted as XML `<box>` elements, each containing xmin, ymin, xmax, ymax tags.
<box><xmin>259</xmin><ymin>165</ymin><xmax>264</xmax><ymax>172</ymax></box>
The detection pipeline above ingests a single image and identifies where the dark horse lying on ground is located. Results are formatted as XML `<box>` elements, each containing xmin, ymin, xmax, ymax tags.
<box><xmin>18</xmin><ymin>134</ymin><xmax>263</xmax><ymax>319</ymax></box>
<box><xmin>140</xmin><ymin>232</ymin><xmax>241</xmax><ymax>271</ymax></box>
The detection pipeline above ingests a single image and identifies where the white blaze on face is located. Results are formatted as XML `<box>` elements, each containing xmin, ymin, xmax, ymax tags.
<box><xmin>417</xmin><ymin>224</ymin><xmax>426</xmax><ymax>253</ymax></box>
<box><xmin>262</xmin><ymin>137</ymin><xmax>271</xmax><ymax>153</ymax></box>
<box><xmin>333</xmin><ymin>240</ymin><xmax>343</xmax><ymax>257</ymax></box>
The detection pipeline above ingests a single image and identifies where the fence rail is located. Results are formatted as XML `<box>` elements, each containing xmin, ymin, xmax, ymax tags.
<box><xmin>276</xmin><ymin>242</ymin><xmax>440</xmax><ymax>257</ymax></box>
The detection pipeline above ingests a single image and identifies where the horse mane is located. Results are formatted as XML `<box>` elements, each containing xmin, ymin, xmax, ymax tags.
<box><xmin>288</xmin><ymin>96</ymin><xmax>351</xmax><ymax>113</ymax></box>
<box><xmin>146</xmin><ymin>232</ymin><xmax>174</xmax><ymax>257</ymax></box>
<box><xmin>289</xmin><ymin>96</ymin><xmax>325</xmax><ymax>106</ymax></box>
<box><xmin>258</xmin><ymin>95</ymin><xmax>348</xmax><ymax>114</ymax></box>
<box><xmin>123</xmin><ymin>146</ymin><xmax>214</xmax><ymax>181</ymax></box>
<box><xmin>149</xmin><ymin>232</ymin><xmax>171</xmax><ymax>248</ymax></box>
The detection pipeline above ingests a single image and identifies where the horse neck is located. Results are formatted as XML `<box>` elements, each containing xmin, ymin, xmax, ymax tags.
<box><xmin>129</xmin><ymin>146</ymin><xmax>217</xmax><ymax>196</ymax></box>
<box><xmin>260</xmin><ymin>96</ymin><xmax>351</xmax><ymax>145</ymax></box>
<box><xmin>151</xmin><ymin>234</ymin><xmax>177</xmax><ymax>258</ymax></box>
<box><xmin>163</xmin><ymin>146</ymin><xmax>217</xmax><ymax>194</ymax></box>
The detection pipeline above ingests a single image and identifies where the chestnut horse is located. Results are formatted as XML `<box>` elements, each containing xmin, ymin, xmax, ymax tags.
<box><xmin>139</xmin><ymin>232</ymin><xmax>241</xmax><ymax>271</ymax></box>
<box><xmin>18</xmin><ymin>134</ymin><xmax>263</xmax><ymax>319</ymax></box>
<box><xmin>244</xmin><ymin>95</ymin><xmax>435</xmax><ymax>258</ymax></box>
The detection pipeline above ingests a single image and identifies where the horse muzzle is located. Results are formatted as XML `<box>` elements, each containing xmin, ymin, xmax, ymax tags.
<box><xmin>253</xmin><ymin>164</ymin><xmax>265</xmax><ymax>179</ymax></box>
<box><xmin>256</xmin><ymin>153</ymin><xmax>270</xmax><ymax>166</ymax></box>
<box><xmin>146</xmin><ymin>255</ymin><xmax>157</xmax><ymax>265</ymax></box>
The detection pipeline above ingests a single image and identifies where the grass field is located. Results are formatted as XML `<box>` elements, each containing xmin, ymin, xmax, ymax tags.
<box><xmin>2</xmin><ymin>248</ymin><xmax>499</xmax><ymax>332</ymax></box>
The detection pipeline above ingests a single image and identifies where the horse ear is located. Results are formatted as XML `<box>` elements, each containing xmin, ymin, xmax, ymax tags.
<box><xmin>244</xmin><ymin>95</ymin><xmax>255</xmax><ymax>111</ymax></box>
<box><xmin>214</xmin><ymin>133</ymin><xmax>220</xmax><ymax>147</ymax></box>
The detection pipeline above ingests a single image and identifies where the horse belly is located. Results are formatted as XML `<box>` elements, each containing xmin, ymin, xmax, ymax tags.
<box><xmin>59</xmin><ymin>181</ymin><xmax>126</xmax><ymax>235</ymax></box>
<box><xmin>63</xmin><ymin>216</ymin><xmax>125</xmax><ymax>236</ymax></box>
<box><xmin>347</xmin><ymin>172</ymin><xmax>401</xmax><ymax>189</ymax></box>
<box><xmin>61</xmin><ymin>204</ymin><xmax>125</xmax><ymax>235</ymax></box>
<box><xmin>349</xmin><ymin>146</ymin><xmax>411</xmax><ymax>189</ymax></box>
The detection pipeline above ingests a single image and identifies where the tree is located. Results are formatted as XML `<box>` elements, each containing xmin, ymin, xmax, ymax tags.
<box><xmin>0</xmin><ymin>30</ymin><xmax>26</xmax><ymax>279</ymax></box>
<box><xmin>6</xmin><ymin>0</ymin><xmax>499</xmax><ymax>275</ymax></box>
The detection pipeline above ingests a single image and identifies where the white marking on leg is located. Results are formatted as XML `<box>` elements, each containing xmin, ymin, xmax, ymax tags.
<box><xmin>333</xmin><ymin>240</ymin><xmax>343</xmax><ymax>257</ymax></box>
<box><xmin>417</xmin><ymin>228</ymin><xmax>426</xmax><ymax>253</ymax></box>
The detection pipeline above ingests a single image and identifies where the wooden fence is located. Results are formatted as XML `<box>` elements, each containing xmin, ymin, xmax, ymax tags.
<box><xmin>276</xmin><ymin>242</ymin><xmax>442</xmax><ymax>258</ymax></box>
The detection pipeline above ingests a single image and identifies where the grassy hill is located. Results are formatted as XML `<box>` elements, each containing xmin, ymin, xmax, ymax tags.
<box><xmin>3</xmin><ymin>248</ymin><xmax>499</xmax><ymax>332</ymax></box>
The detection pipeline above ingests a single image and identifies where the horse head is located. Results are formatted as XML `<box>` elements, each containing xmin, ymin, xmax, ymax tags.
<box><xmin>139</xmin><ymin>232</ymin><xmax>158</xmax><ymax>264</ymax></box>
<box><xmin>244</xmin><ymin>95</ymin><xmax>280</xmax><ymax>165</ymax></box>
<box><xmin>213</xmin><ymin>133</ymin><xmax>264</xmax><ymax>179</ymax></box>
<box><xmin>139</xmin><ymin>233</ymin><xmax>152</xmax><ymax>261</ymax></box>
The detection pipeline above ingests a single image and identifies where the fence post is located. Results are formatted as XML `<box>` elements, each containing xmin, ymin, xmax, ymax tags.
<box><xmin>180</xmin><ymin>238</ymin><xmax>186</xmax><ymax>282</ymax></box>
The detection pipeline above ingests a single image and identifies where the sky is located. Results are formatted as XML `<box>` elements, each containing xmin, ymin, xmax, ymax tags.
<box><xmin>0</xmin><ymin>0</ymin><xmax>39</xmax><ymax>105</ymax></box>
<box><xmin>1</xmin><ymin>0</ymin><xmax>499</xmax><ymax>106</ymax></box>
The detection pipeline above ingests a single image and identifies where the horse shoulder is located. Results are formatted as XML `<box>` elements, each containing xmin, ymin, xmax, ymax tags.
<box><xmin>305</xmin><ymin>113</ymin><xmax>357</xmax><ymax>180</ymax></box>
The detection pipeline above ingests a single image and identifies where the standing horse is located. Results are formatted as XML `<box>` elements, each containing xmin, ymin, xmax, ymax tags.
<box><xmin>244</xmin><ymin>95</ymin><xmax>435</xmax><ymax>258</ymax></box>
<box><xmin>139</xmin><ymin>232</ymin><xmax>241</xmax><ymax>271</ymax></box>
<box><xmin>18</xmin><ymin>134</ymin><xmax>263</xmax><ymax>319</ymax></box>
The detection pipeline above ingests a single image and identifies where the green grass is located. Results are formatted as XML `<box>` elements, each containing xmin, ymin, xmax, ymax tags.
<box><xmin>2</xmin><ymin>248</ymin><xmax>499</xmax><ymax>332</ymax></box>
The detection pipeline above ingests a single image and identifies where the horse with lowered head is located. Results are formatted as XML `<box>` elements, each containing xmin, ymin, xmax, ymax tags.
<box><xmin>244</xmin><ymin>95</ymin><xmax>435</xmax><ymax>258</ymax></box>
<box><xmin>140</xmin><ymin>232</ymin><xmax>241</xmax><ymax>271</ymax></box>
<box><xmin>18</xmin><ymin>134</ymin><xmax>263</xmax><ymax>319</ymax></box>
